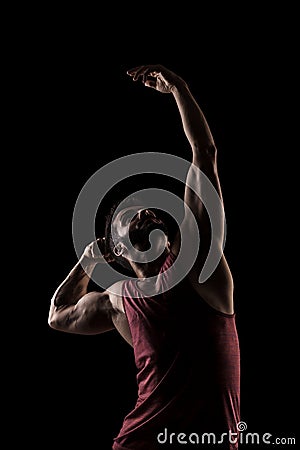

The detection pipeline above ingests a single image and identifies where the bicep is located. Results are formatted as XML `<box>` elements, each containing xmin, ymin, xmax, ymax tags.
<box><xmin>49</xmin><ymin>291</ymin><xmax>115</xmax><ymax>335</ymax></box>
<box><xmin>172</xmin><ymin>145</ymin><xmax>224</xmax><ymax>244</ymax></box>
<box><xmin>171</xmin><ymin>149</ymin><xmax>225</xmax><ymax>264</ymax></box>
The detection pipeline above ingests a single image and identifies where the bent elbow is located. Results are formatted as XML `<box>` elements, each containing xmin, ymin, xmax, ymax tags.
<box><xmin>48</xmin><ymin>314</ymin><xmax>59</xmax><ymax>330</ymax></box>
<box><xmin>48</xmin><ymin>306</ymin><xmax>63</xmax><ymax>331</ymax></box>
<box><xmin>192</xmin><ymin>143</ymin><xmax>218</xmax><ymax>169</ymax></box>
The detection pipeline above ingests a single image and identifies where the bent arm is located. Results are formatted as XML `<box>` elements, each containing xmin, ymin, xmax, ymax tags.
<box><xmin>49</xmin><ymin>290</ymin><xmax>115</xmax><ymax>335</ymax></box>
<box><xmin>48</xmin><ymin>241</ymin><xmax>115</xmax><ymax>334</ymax></box>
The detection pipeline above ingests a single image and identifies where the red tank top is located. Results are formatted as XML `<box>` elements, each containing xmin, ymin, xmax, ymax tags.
<box><xmin>113</xmin><ymin>252</ymin><xmax>240</xmax><ymax>450</ymax></box>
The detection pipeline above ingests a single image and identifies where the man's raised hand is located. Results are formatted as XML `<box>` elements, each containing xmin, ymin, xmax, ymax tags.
<box><xmin>127</xmin><ymin>65</ymin><xmax>185</xmax><ymax>94</ymax></box>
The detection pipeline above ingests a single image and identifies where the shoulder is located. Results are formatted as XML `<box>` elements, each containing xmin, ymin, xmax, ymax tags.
<box><xmin>105</xmin><ymin>280</ymin><xmax>126</xmax><ymax>313</ymax></box>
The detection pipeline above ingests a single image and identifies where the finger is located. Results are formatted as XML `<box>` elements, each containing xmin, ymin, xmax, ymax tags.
<box><xmin>127</xmin><ymin>66</ymin><xmax>146</xmax><ymax>81</ymax></box>
<box><xmin>144</xmin><ymin>79</ymin><xmax>157</xmax><ymax>89</ymax></box>
<box><xmin>104</xmin><ymin>253</ymin><xmax>115</xmax><ymax>263</ymax></box>
<box><xmin>96</xmin><ymin>238</ymin><xmax>105</xmax><ymax>254</ymax></box>
<box><xmin>145</xmin><ymin>71</ymin><xmax>160</xmax><ymax>86</ymax></box>
<box><xmin>133</xmin><ymin>66</ymin><xmax>151</xmax><ymax>82</ymax></box>
<box><xmin>127</xmin><ymin>66</ymin><xmax>143</xmax><ymax>75</ymax></box>
<box><xmin>133</xmin><ymin>67</ymin><xmax>153</xmax><ymax>84</ymax></box>
<box><xmin>128</xmin><ymin>65</ymin><xmax>158</xmax><ymax>82</ymax></box>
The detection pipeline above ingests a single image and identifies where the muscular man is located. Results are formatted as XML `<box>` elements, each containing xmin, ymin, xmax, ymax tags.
<box><xmin>48</xmin><ymin>65</ymin><xmax>240</xmax><ymax>449</ymax></box>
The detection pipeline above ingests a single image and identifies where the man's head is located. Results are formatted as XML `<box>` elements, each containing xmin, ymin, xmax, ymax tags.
<box><xmin>104</xmin><ymin>200</ymin><xmax>169</xmax><ymax>272</ymax></box>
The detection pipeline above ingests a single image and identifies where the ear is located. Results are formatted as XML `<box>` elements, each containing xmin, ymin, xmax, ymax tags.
<box><xmin>113</xmin><ymin>242</ymin><xmax>125</xmax><ymax>257</ymax></box>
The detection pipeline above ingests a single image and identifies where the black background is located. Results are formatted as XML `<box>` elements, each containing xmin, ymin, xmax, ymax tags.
<box><xmin>19</xmin><ymin>11</ymin><xmax>297</xmax><ymax>449</ymax></box>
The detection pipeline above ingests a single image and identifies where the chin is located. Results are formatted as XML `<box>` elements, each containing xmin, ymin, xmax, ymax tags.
<box><xmin>130</xmin><ymin>222</ymin><xmax>168</xmax><ymax>248</ymax></box>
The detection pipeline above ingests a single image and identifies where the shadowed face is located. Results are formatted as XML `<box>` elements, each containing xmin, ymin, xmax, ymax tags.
<box><xmin>112</xmin><ymin>206</ymin><xmax>168</xmax><ymax>252</ymax></box>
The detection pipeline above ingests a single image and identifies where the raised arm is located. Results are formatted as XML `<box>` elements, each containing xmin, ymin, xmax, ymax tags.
<box><xmin>127</xmin><ymin>66</ymin><xmax>233</xmax><ymax>314</ymax></box>
<box><xmin>48</xmin><ymin>239</ymin><xmax>116</xmax><ymax>335</ymax></box>
<box><xmin>170</xmin><ymin>77</ymin><xmax>224</xmax><ymax>252</ymax></box>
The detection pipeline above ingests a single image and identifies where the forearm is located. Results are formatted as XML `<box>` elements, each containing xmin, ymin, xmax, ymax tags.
<box><xmin>51</xmin><ymin>255</ymin><xmax>97</xmax><ymax>308</ymax></box>
<box><xmin>171</xmin><ymin>82</ymin><xmax>215</xmax><ymax>152</ymax></box>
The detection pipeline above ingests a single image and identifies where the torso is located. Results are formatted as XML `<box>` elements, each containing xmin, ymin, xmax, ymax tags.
<box><xmin>110</xmin><ymin>253</ymin><xmax>240</xmax><ymax>448</ymax></box>
<box><xmin>108</xmin><ymin>252</ymin><xmax>234</xmax><ymax>346</ymax></box>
